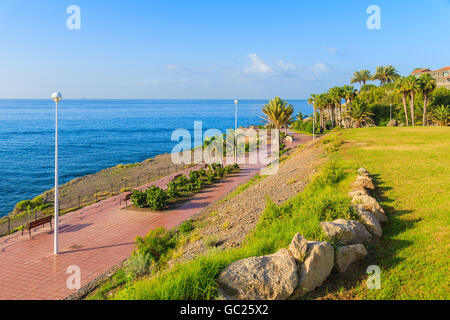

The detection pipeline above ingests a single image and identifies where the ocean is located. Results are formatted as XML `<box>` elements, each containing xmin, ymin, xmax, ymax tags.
<box><xmin>0</xmin><ymin>99</ymin><xmax>310</xmax><ymax>216</ymax></box>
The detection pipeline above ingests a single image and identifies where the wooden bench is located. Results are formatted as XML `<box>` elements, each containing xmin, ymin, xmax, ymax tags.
<box><xmin>23</xmin><ymin>216</ymin><xmax>52</xmax><ymax>238</ymax></box>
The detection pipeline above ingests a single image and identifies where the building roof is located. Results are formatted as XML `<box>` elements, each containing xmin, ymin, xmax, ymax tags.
<box><xmin>411</xmin><ymin>68</ymin><xmax>431</xmax><ymax>74</ymax></box>
<box><xmin>434</xmin><ymin>66</ymin><xmax>450</xmax><ymax>72</ymax></box>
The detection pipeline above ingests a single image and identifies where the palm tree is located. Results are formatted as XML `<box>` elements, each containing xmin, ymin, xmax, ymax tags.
<box><xmin>373</xmin><ymin>66</ymin><xmax>400</xmax><ymax>85</ymax></box>
<box><xmin>395</xmin><ymin>77</ymin><xmax>410</xmax><ymax>126</ymax></box>
<box><xmin>351</xmin><ymin>70</ymin><xmax>372</xmax><ymax>89</ymax></box>
<box><xmin>348</xmin><ymin>99</ymin><xmax>374</xmax><ymax>128</ymax></box>
<box><xmin>417</xmin><ymin>73</ymin><xmax>437</xmax><ymax>126</ymax></box>
<box><xmin>430</xmin><ymin>105</ymin><xmax>450</xmax><ymax>126</ymax></box>
<box><xmin>329</xmin><ymin>87</ymin><xmax>345</xmax><ymax>126</ymax></box>
<box><xmin>314</xmin><ymin>93</ymin><xmax>328</xmax><ymax>132</ymax></box>
<box><xmin>405</xmin><ymin>75</ymin><xmax>419</xmax><ymax>126</ymax></box>
<box><xmin>260</xmin><ymin>97</ymin><xmax>294</xmax><ymax>132</ymax></box>
<box><xmin>342</xmin><ymin>85</ymin><xmax>357</xmax><ymax>128</ymax></box>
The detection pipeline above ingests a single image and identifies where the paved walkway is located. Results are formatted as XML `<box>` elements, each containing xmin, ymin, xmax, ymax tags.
<box><xmin>0</xmin><ymin>132</ymin><xmax>311</xmax><ymax>300</ymax></box>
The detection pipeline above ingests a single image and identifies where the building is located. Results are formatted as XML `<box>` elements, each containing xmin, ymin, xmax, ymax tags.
<box><xmin>411</xmin><ymin>67</ymin><xmax>450</xmax><ymax>89</ymax></box>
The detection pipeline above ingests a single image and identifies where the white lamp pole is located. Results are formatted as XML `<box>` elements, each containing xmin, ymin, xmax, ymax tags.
<box><xmin>52</xmin><ymin>92</ymin><xmax>62</xmax><ymax>255</ymax></box>
<box><xmin>234</xmin><ymin>99</ymin><xmax>238</xmax><ymax>164</ymax></box>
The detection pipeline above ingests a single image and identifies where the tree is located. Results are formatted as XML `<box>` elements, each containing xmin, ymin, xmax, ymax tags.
<box><xmin>417</xmin><ymin>74</ymin><xmax>437</xmax><ymax>126</ymax></box>
<box><xmin>351</xmin><ymin>70</ymin><xmax>372</xmax><ymax>89</ymax></box>
<box><xmin>395</xmin><ymin>77</ymin><xmax>410</xmax><ymax>126</ymax></box>
<box><xmin>260</xmin><ymin>97</ymin><xmax>294</xmax><ymax>131</ymax></box>
<box><xmin>347</xmin><ymin>99</ymin><xmax>374</xmax><ymax>128</ymax></box>
<box><xmin>405</xmin><ymin>75</ymin><xmax>419</xmax><ymax>126</ymax></box>
<box><xmin>373</xmin><ymin>65</ymin><xmax>400</xmax><ymax>85</ymax></box>
<box><xmin>430</xmin><ymin>105</ymin><xmax>450</xmax><ymax>126</ymax></box>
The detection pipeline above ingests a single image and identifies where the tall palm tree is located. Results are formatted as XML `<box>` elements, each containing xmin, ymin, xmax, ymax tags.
<box><xmin>260</xmin><ymin>97</ymin><xmax>294</xmax><ymax>131</ymax></box>
<box><xmin>417</xmin><ymin>73</ymin><xmax>437</xmax><ymax>126</ymax></box>
<box><xmin>405</xmin><ymin>75</ymin><xmax>419</xmax><ymax>126</ymax></box>
<box><xmin>395</xmin><ymin>77</ymin><xmax>410</xmax><ymax>126</ymax></box>
<box><xmin>430</xmin><ymin>105</ymin><xmax>450</xmax><ymax>126</ymax></box>
<box><xmin>351</xmin><ymin>70</ymin><xmax>372</xmax><ymax>89</ymax></box>
<box><xmin>342</xmin><ymin>85</ymin><xmax>357</xmax><ymax>128</ymax></box>
<box><xmin>329</xmin><ymin>87</ymin><xmax>345</xmax><ymax>126</ymax></box>
<box><xmin>348</xmin><ymin>99</ymin><xmax>374</xmax><ymax>128</ymax></box>
<box><xmin>314</xmin><ymin>93</ymin><xmax>328</xmax><ymax>132</ymax></box>
<box><xmin>373</xmin><ymin>66</ymin><xmax>400</xmax><ymax>85</ymax></box>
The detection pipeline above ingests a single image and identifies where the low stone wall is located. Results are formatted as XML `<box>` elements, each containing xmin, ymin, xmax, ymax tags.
<box><xmin>217</xmin><ymin>167</ymin><xmax>387</xmax><ymax>300</ymax></box>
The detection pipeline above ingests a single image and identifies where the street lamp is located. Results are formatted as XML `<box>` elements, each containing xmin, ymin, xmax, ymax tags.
<box><xmin>234</xmin><ymin>99</ymin><xmax>238</xmax><ymax>164</ymax></box>
<box><xmin>51</xmin><ymin>92</ymin><xmax>62</xmax><ymax>255</ymax></box>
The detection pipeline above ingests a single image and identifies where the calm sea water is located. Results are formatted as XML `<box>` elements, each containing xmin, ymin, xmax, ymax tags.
<box><xmin>0</xmin><ymin>99</ymin><xmax>309</xmax><ymax>216</ymax></box>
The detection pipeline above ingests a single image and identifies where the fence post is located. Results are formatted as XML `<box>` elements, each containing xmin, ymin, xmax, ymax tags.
<box><xmin>137</xmin><ymin>176</ymin><xmax>139</xmax><ymax>186</ymax></box>
<box><xmin>35</xmin><ymin>209</ymin><xmax>37</xmax><ymax>220</ymax></box>
<box><xmin>78</xmin><ymin>195</ymin><xmax>81</xmax><ymax>208</ymax></box>
<box><xmin>158</xmin><ymin>168</ymin><xmax>161</xmax><ymax>179</ymax></box>
<box><xmin>111</xmin><ymin>184</ymin><xmax>114</xmax><ymax>195</ymax></box>
<box><xmin>96</xmin><ymin>190</ymin><xmax>98</xmax><ymax>203</ymax></box>
<box><xmin>7</xmin><ymin>216</ymin><xmax>10</xmax><ymax>235</ymax></box>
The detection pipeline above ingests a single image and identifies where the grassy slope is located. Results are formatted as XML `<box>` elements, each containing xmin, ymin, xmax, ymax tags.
<box><xmin>336</xmin><ymin>127</ymin><xmax>449</xmax><ymax>299</ymax></box>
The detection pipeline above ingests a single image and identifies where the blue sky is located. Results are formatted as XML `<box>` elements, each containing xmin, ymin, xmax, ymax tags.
<box><xmin>0</xmin><ymin>0</ymin><xmax>449</xmax><ymax>99</ymax></box>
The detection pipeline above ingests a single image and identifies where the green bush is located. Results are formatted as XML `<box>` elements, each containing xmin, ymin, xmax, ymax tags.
<box><xmin>314</xmin><ymin>160</ymin><xmax>345</xmax><ymax>186</ymax></box>
<box><xmin>189</xmin><ymin>170</ymin><xmax>200</xmax><ymax>182</ymax></box>
<box><xmin>135</xmin><ymin>227</ymin><xmax>177</xmax><ymax>262</ymax></box>
<box><xmin>166</xmin><ymin>182</ymin><xmax>180</xmax><ymax>199</ymax></box>
<box><xmin>145</xmin><ymin>186</ymin><xmax>168</xmax><ymax>210</ymax></box>
<box><xmin>195</xmin><ymin>179</ymin><xmax>204</xmax><ymax>190</ymax></box>
<box><xmin>178</xmin><ymin>220</ymin><xmax>195</xmax><ymax>234</ymax></box>
<box><xmin>124</xmin><ymin>252</ymin><xmax>153</xmax><ymax>281</ymax></box>
<box><xmin>175</xmin><ymin>175</ymin><xmax>188</xmax><ymax>187</ymax></box>
<box><xmin>131</xmin><ymin>190</ymin><xmax>147</xmax><ymax>208</ymax></box>
<box><xmin>206</xmin><ymin>173</ymin><xmax>216</xmax><ymax>184</ymax></box>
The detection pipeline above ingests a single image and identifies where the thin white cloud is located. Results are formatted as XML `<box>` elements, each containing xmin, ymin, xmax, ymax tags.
<box><xmin>322</xmin><ymin>46</ymin><xmax>338</xmax><ymax>55</ymax></box>
<box><xmin>167</xmin><ymin>64</ymin><xmax>181</xmax><ymax>71</ymax></box>
<box><xmin>244</xmin><ymin>53</ymin><xmax>274</xmax><ymax>74</ymax></box>
<box><xmin>310</xmin><ymin>62</ymin><xmax>331</xmax><ymax>76</ymax></box>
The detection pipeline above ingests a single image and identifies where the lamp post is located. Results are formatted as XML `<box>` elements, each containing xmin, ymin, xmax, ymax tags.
<box><xmin>234</xmin><ymin>99</ymin><xmax>238</xmax><ymax>164</ymax></box>
<box><xmin>52</xmin><ymin>92</ymin><xmax>62</xmax><ymax>255</ymax></box>
<box><xmin>312</xmin><ymin>104</ymin><xmax>316</xmax><ymax>141</ymax></box>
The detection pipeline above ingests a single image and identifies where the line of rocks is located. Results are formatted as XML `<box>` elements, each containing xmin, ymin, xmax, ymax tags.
<box><xmin>217</xmin><ymin>167</ymin><xmax>387</xmax><ymax>300</ymax></box>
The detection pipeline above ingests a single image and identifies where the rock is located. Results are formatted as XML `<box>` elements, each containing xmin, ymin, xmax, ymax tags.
<box><xmin>320</xmin><ymin>221</ymin><xmax>355</xmax><ymax>243</ymax></box>
<box><xmin>352</xmin><ymin>175</ymin><xmax>375</xmax><ymax>190</ymax></box>
<box><xmin>348</xmin><ymin>189</ymin><xmax>369</xmax><ymax>197</ymax></box>
<box><xmin>321</xmin><ymin>219</ymin><xmax>372</xmax><ymax>245</ymax></box>
<box><xmin>354</xmin><ymin>206</ymin><xmax>383</xmax><ymax>237</ymax></box>
<box><xmin>386</xmin><ymin>119</ymin><xmax>398</xmax><ymax>127</ymax></box>
<box><xmin>218</xmin><ymin>254</ymin><xmax>298</xmax><ymax>300</ymax></box>
<box><xmin>398</xmin><ymin>122</ymin><xmax>405</xmax><ymax>127</ymax></box>
<box><xmin>288</xmin><ymin>233</ymin><xmax>308</xmax><ymax>262</ymax></box>
<box><xmin>352</xmin><ymin>195</ymin><xmax>387</xmax><ymax>223</ymax></box>
<box><xmin>335</xmin><ymin>244</ymin><xmax>367</xmax><ymax>272</ymax></box>
<box><xmin>291</xmin><ymin>241</ymin><xmax>334</xmax><ymax>298</ymax></box>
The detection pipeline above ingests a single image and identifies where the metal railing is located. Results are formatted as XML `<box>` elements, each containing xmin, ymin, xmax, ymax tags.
<box><xmin>0</xmin><ymin>162</ymin><xmax>190</xmax><ymax>237</ymax></box>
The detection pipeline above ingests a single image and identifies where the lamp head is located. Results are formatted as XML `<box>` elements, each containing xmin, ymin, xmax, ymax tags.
<box><xmin>234</xmin><ymin>99</ymin><xmax>238</xmax><ymax>104</ymax></box>
<box><xmin>52</xmin><ymin>92</ymin><xmax>63</xmax><ymax>103</ymax></box>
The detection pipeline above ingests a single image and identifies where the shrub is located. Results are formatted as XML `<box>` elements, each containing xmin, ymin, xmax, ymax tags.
<box><xmin>166</xmin><ymin>182</ymin><xmax>180</xmax><ymax>200</ymax></box>
<box><xmin>232</xmin><ymin>163</ymin><xmax>240</xmax><ymax>170</ymax></box>
<box><xmin>215</xmin><ymin>168</ymin><xmax>225</xmax><ymax>179</ymax></box>
<box><xmin>206</xmin><ymin>173</ymin><xmax>216</xmax><ymax>184</ymax></box>
<box><xmin>145</xmin><ymin>186</ymin><xmax>168</xmax><ymax>210</ymax></box>
<box><xmin>224</xmin><ymin>165</ymin><xmax>234</xmax><ymax>174</ymax></box>
<box><xmin>131</xmin><ymin>190</ymin><xmax>147</xmax><ymax>208</ymax></box>
<box><xmin>198</xmin><ymin>169</ymin><xmax>207</xmax><ymax>177</ymax></box>
<box><xmin>15</xmin><ymin>200</ymin><xmax>33</xmax><ymax>211</ymax></box>
<box><xmin>124</xmin><ymin>252</ymin><xmax>153</xmax><ymax>281</ymax></box>
<box><xmin>195</xmin><ymin>179</ymin><xmax>204</xmax><ymax>190</ymax></box>
<box><xmin>175</xmin><ymin>175</ymin><xmax>189</xmax><ymax>187</ymax></box>
<box><xmin>204</xmin><ymin>235</ymin><xmax>219</xmax><ymax>248</ymax></box>
<box><xmin>178</xmin><ymin>220</ymin><xmax>195</xmax><ymax>234</ymax></box>
<box><xmin>135</xmin><ymin>227</ymin><xmax>177</xmax><ymax>262</ymax></box>
<box><xmin>189</xmin><ymin>170</ymin><xmax>200</xmax><ymax>182</ymax></box>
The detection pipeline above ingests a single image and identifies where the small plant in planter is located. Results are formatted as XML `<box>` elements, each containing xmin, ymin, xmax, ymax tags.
<box><xmin>145</xmin><ymin>186</ymin><xmax>168</xmax><ymax>210</ymax></box>
<box><xmin>232</xmin><ymin>163</ymin><xmax>240</xmax><ymax>171</ymax></box>
<box><xmin>166</xmin><ymin>182</ymin><xmax>180</xmax><ymax>200</ymax></box>
<box><xmin>175</xmin><ymin>175</ymin><xmax>188</xmax><ymax>187</ymax></box>
<box><xmin>189</xmin><ymin>170</ymin><xmax>200</xmax><ymax>182</ymax></box>
<box><xmin>131</xmin><ymin>190</ymin><xmax>147</xmax><ymax>208</ymax></box>
<box><xmin>206</xmin><ymin>173</ymin><xmax>216</xmax><ymax>184</ymax></box>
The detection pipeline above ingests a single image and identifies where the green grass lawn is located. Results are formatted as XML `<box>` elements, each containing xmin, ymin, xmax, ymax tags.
<box><xmin>335</xmin><ymin>127</ymin><xmax>450</xmax><ymax>299</ymax></box>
